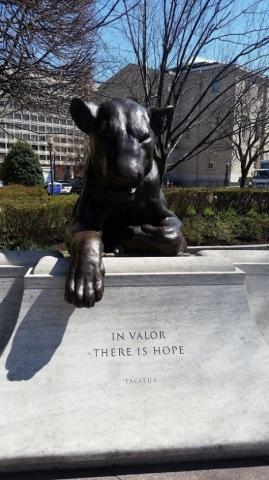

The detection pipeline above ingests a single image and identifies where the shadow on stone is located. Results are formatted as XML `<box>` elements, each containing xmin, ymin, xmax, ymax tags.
<box><xmin>5</xmin><ymin>289</ymin><xmax>75</xmax><ymax>381</ymax></box>
<box><xmin>0</xmin><ymin>279</ymin><xmax>24</xmax><ymax>357</ymax></box>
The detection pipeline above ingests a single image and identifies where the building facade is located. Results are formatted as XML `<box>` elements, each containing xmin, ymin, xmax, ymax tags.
<box><xmin>0</xmin><ymin>100</ymin><xmax>85</xmax><ymax>182</ymax></box>
<box><xmin>99</xmin><ymin>63</ymin><xmax>269</xmax><ymax>186</ymax></box>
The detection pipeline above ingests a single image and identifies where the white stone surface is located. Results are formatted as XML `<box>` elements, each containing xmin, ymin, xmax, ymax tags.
<box><xmin>0</xmin><ymin>251</ymin><xmax>63</xmax><ymax>357</ymax></box>
<box><xmin>33</xmin><ymin>254</ymin><xmax>237</xmax><ymax>275</ymax></box>
<box><xmin>1</xmin><ymin>254</ymin><xmax>269</xmax><ymax>472</ymax></box>
<box><xmin>0</xmin><ymin>266</ymin><xmax>25</xmax><ymax>356</ymax></box>
<box><xmin>0</xmin><ymin>250</ymin><xmax>63</xmax><ymax>267</ymax></box>
<box><xmin>196</xmin><ymin>250</ymin><xmax>269</xmax><ymax>351</ymax></box>
<box><xmin>197</xmin><ymin>249</ymin><xmax>269</xmax><ymax>265</ymax></box>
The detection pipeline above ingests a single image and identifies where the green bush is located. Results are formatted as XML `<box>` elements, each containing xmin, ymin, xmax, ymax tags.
<box><xmin>203</xmin><ymin>206</ymin><xmax>215</xmax><ymax>217</ymax></box>
<box><xmin>182</xmin><ymin>212</ymin><xmax>269</xmax><ymax>246</ymax></box>
<box><xmin>1</xmin><ymin>142</ymin><xmax>44</xmax><ymax>187</ymax></box>
<box><xmin>185</xmin><ymin>205</ymin><xmax>197</xmax><ymax>216</ymax></box>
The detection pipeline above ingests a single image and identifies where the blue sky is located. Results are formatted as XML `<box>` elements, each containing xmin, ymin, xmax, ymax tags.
<box><xmin>95</xmin><ymin>0</ymin><xmax>269</xmax><ymax>82</ymax></box>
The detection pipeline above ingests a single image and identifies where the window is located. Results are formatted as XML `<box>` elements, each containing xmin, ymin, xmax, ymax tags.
<box><xmin>38</xmin><ymin>114</ymin><xmax>45</xmax><ymax>122</ymax></box>
<box><xmin>39</xmin><ymin>125</ymin><xmax>45</xmax><ymax>132</ymax></box>
<box><xmin>46</xmin><ymin>126</ymin><xmax>52</xmax><ymax>133</ymax></box>
<box><xmin>31</xmin><ymin>114</ymin><xmax>37</xmax><ymax>122</ymax></box>
<box><xmin>14</xmin><ymin>113</ymin><xmax>21</xmax><ymax>120</ymax></box>
<box><xmin>53</xmin><ymin>117</ymin><xmax>59</xmax><ymax>124</ymax></box>
<box><xmin>23</xmin><ymin>134</ymin><xmax>30</xmax><ymax>140</ymax></box>
<box><xmin>212</xmin><ymin>80</ymin><xmax>220</xmax><ymax>94</ymax></box>
<box><xmin>208</xmin><ymin>154</ymin><xmax>215</xmax><ymax>169</ymax></box>
<box><xmin>46</xmin><ymin>116</ymin><xmax>52</xmax><ymax>123</ymax></box>
<box><xmin>67</xmin><ymin>119</ymin><xmax>73</xmax><ymax>125</ymax></box>
<box><xmin>242</xmin><ymin>116</ymin><xmax>250</xmax><ymax>139</ymax></box>
<box><xmin>22</xmin><ymin>114</ymin><xmax>29</xmax><ymax>121</ymax></box>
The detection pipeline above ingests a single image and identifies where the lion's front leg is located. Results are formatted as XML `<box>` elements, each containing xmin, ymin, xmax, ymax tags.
<box><xmin>121</xmin><ymin>216</ymin><xmax>186</xmax><ymax>256</ymax></box>
<box><xmin>65</xmin><ymin>230</ymin><xmax>105</xmax><ymax>308</ymax></box>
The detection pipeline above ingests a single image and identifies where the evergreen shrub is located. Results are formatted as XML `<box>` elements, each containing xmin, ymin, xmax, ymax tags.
<box><xmin>1</xmin><ymin>142</ymin><xmax>44</xmax><ymax>186</ymax></box>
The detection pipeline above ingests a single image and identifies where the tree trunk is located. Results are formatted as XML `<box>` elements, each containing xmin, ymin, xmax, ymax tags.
<box><xmin>240</xmin><ymin>169</ymin><xmax>248</xmax><ymax>188</ymax></box>
<box><xmin>155</xmin><ymin>150</ymin><xmax>168</xmax><ymax>182</ymax></box>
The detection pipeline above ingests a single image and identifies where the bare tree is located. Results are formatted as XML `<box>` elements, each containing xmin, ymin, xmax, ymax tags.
<box><xmin>101</xmin><ymin>0</ymin><xmax>269</xmax><ymax>180</ymax></box>
<box><xmin>219</xmin><ymin>79</ymin><xmax>269</xmax><ymax>187</ymax></box>
<box><xmin>0</xmin><ymin>0</ymin><xmax>130</xmax><ymax>115</ymax></box>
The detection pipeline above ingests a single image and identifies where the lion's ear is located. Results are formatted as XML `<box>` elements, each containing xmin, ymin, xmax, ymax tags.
<box><xmin>70</xmin><ymin>98</ymin><xmax>99</xmax><ymax>134</ymax></box>
<box><xmin>148</xmin><ymin>106</ymin><xmax>174</xmax><ymax>135</ymax></box>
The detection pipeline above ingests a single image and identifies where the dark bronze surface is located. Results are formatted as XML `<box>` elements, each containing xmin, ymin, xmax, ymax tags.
<box><xmin>65</xmin><ymin>97</ymin><xmax>185</xmax><ymax>308</ymax></box>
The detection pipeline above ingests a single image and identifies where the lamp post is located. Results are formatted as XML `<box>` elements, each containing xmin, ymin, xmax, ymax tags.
<box><xmin>224</xmin><ymin>159</ymin><xmax>230</xmax><ymax>187</ymax></box>
<box><xmin>47</xmin><ymin>135</ymin><xmax>54</xmax><ymax>195</ymax></box>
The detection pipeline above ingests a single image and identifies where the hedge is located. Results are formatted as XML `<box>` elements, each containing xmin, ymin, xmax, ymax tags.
<box><xmin>0</xmin><ymin>186</ymin><xmax>269</xmax><ymax>249</ymax></box>
<box><xmin>0</xmin><ymin>185</ymin><xmax>47</xmax><ymax>199</ymax></box>
<box><xmin>164</xmin><ymin>187</ymin><xmax>269</xmax><ymax>215</ymax></box>
<box><xmin>0</xmin><ymin>192</ymin><xmax>76</xmax><ymax>249</ymax></box>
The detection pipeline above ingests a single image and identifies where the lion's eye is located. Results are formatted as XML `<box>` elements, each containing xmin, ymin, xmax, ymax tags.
<box><xmin>140</xmin><ymin>133</ymin><xmax>151</xmax><ymax>143</ymax></box>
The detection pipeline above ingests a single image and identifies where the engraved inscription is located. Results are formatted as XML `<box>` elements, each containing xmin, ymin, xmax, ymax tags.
<box><xmin>91</xmin><ymin>330</ymin><xmax>185</xmax><ymax>359</ymax></box>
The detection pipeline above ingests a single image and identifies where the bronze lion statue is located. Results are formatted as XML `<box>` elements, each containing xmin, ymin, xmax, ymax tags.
<box><xmin>65</xmin><ymin>97</ymin><xmax>185</xmax><ymax>308</ymax></box>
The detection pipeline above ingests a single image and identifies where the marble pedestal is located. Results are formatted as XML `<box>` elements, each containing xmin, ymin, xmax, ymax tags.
<box><xmin>1</xmin><ymin>254</ymin><xmax>269</xmax><ymax>472</ymax></box>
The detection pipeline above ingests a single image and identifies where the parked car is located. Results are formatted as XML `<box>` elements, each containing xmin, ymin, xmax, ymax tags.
<box><xmin>46</xmin><ymin>181</ymin><xmax>72</xmax><ymax>194</ymax></box>
<box><xmin>59</xmin><ymin>181</ymin><xmax>72</xmax><ymax>194</ymax></box>
<box><xmin>70</xmin><ymin>177</ymin><xmax>83</xmax><ymax>194</ymax></box>
<box><xmin>250</xmin><ymin>169</ymin><xmax>269</xmax><ymax>187</ymax></box>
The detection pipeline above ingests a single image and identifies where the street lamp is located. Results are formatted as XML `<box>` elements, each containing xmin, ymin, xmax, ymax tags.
<box><xmin>224</xmin><ymin>159</ymin><xmax>230</xmax><ymax>187</ymax></box>
<box><xmin>47</xmin><ymin>135</ymin><xmax>54</xmax><ymax>195</ymax></box>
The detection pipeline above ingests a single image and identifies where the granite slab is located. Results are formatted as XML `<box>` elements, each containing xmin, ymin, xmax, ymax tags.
<box><xmin>1</xmin><ymin>254</ymin><xmax>269</xmax><ymax>472</ymax></box>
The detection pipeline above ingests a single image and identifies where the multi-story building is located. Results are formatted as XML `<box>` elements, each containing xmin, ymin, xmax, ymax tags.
<box><xmin>0</xmin><ymin>100</ymin><xmax>85</xmax><ymax>182</ymax></box>
<box><xmin>98</xmin><ymin>62</ymin><xmax>269</xmax><ymax>186</ymax></box>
